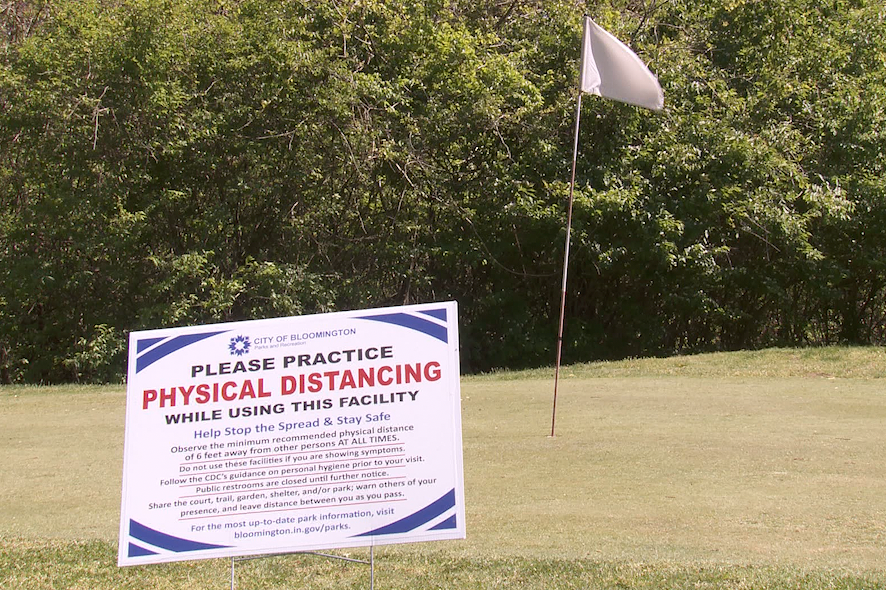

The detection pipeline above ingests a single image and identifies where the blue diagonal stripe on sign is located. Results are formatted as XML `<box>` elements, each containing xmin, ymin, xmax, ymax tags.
<box><xmin>129</xmin><ymin>520</ymin><xmax>231</xmax><ymax>553</ymax></box>
<box><xmin>353</xmin><ymin>489</ymin><xmax>456</xmax><ymax>537</ymax></box>
<box><xmin>127</xmin><ymin>543</ymin><xmax>159</xmax><ymax>558</ymax></box>
<box><xmin>356</xmin><ymin>312</ymin><xmax>448</xmax><ymax>343</ymax></box>
<box><xmin>135</xmin><ymin>331</ymin><xmax>228</xmax><ymax>373</ymax></box>
<box><xmin>136</xmin><ymin>337</ymin><xmax>165</xmax><ymax>354</ymax></box>
<box><xmin>418</xmin><ymin>308</ymin><xmax>448</xmax><ymax>322</ymax></box>
<box><xmin>429</xmin><ymin>514</ymin><xmax>457</xmax><ymax>530</ymax></box>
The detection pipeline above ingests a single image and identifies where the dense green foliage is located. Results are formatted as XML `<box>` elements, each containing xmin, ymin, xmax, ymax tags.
<box><xmin>1</xmin><ymin>0</ymin><xmax>884</xmax><ymax>383</ymax></box>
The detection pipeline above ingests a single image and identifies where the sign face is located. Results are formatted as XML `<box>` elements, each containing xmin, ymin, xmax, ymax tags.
<box><xmin>118</xmin><ymin>302</ymin><xmax>464</xmax><ymax>566</ymax></box>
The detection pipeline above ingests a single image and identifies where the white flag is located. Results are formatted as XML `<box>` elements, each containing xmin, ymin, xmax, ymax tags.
<box><xmin>580</xmin><ymin>16</ymin><xmax>664</xmax><ymax>111</ymax></box>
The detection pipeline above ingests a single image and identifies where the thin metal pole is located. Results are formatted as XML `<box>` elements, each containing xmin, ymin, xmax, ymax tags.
<box><xmin>228</xmin><ymin>549</ymin><xmax>375</xmax><ymax>589</ymax></box>
<box><xmin>370</xmin><ymin>545</ymin><xmax>375</xmax><ymax>590</ymax></box>
<box><xmin>552</xmin><ymin>91</ymin><xmax>584</xmax><ymax>438</ymax></box>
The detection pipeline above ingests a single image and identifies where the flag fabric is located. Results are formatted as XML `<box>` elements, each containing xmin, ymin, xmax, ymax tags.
<box><xmin>579</xmin><ymin>16</ymin><xmax>664</xmax><ymax>111</ymax></box>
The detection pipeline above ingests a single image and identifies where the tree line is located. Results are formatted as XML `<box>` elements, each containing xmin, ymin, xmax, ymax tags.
<box><xmin>1</xmin><ymin>0</ymin><xmax>884</xmax><ymax>383</ymax></box>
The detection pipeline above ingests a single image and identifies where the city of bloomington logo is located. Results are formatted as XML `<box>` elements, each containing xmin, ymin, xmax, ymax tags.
<box><xmin>228</xmin><ymin>335</ymin><xmax>250</xmax><ymax>356</ymax></box>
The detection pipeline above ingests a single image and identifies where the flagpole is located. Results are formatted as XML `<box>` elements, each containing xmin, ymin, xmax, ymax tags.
<box><xmin>550</xmin><ymin>15</ymin><xmax>663</xmax><ymax>437</ymax></box>
<box><xmin>551</xmin><ymin>90</ymin><xmax>584</xmax><ymax>438</ymax></box>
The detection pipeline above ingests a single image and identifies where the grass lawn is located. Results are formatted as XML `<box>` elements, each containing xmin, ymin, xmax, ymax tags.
<box><xmin>2</xmin><ymin>347</ymin><xmax>885</xmax><ymax>588</ymax></box>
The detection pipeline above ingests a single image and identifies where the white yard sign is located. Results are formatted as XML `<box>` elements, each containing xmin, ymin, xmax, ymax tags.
<box><xmin>118</xmin><ymin>302</ymin><xmax>464</xmax><ymax>566</ymax></box>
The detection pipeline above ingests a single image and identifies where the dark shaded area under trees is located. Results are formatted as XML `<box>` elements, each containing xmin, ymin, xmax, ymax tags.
<box><xmin>1</xmin><ymin>0</ymin><xmax>884</xmax><ymax>383</ymax></box>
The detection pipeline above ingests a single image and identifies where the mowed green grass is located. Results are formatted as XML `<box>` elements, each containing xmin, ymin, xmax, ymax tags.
<box><xmin>2</xmin><ymin>347</ymin><xmax>885</xmax><ymax>589</ymax></box>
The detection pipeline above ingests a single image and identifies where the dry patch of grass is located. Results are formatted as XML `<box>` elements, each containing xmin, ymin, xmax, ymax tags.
<box><xmin>458</xmin><ymin>375</ymin><xmax>886</xmax><ymax>570</ymax></box>
<box><xmin>477</xmin><ymin>346</ymin><xmax>886</xmax><ymax>380</ymax></box>
<box><xmin>0</xmin><ymin>385</ymin><xmax>125</xmax><ymax>540</ymax></box>
<box><xmin>2</xmin><ymin>537</ymin><xmax>884</xmax><ymax>589</ymax></box>
<box><xmin>2</xmin><ymin>347</ymin><xmax>885</xmax><ymax>588</ymax></box>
